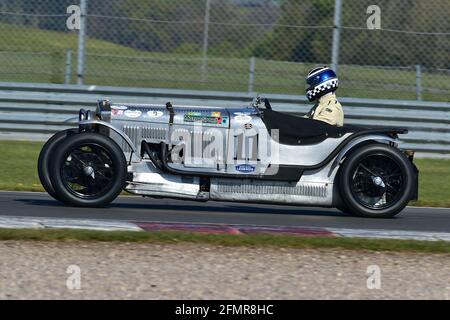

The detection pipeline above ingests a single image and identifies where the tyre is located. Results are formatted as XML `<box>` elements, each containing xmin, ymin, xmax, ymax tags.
<box><xmin>338</xmin><ymin>144</ymin><xmax>415</xmax><ymax>218</ymax></box>
<box><xmin>38</xmin><ymin>129</ymin><xmax>77</xmax><ymax>201</ymax></box>
<box><xmin>336</xmin><ymin>204</ymin><xmax>350</xmax><ymax>214</ymax></box>
<box><xmin>49</xmin><ymin>132</ymin><xmax>127</xmax><ymax>207</ymax></box>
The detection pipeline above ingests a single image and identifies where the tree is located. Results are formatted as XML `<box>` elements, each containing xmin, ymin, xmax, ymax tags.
<box><xmin>251</xmin><ymin>0</ymin><xmax>334</xmax><ymax>63</ymax></box>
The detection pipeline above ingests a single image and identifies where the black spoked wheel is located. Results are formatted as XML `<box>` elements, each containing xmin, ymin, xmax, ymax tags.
<box><xmin>38</xmin><ymin>129</ymin><xmax>77</xmax><ymax>201</ymax></box>
<box><xmin>339</xmin><ymin>144</ymin><xmax>415</xmax><ymax>218</ymax></box>
<box><xmin>61</xmin><ymin>144</ymin><xmax>116</xmax><ymax>199</ymax></box>
<box><xmin>350</xmin><ymin>154</ymin><xmax>405</xmax><ymax>210</ymax></box>
<box><xmin>50</xmin><ymin>133</ymin><xmax>127</xmax><ymax>207</ymax></box>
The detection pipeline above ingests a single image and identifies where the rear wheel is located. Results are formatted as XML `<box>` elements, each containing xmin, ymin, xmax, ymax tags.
<box><xmin>49</xmin><ymin>133</ymin><xmax>127</xmax><ymax>207</ymax></box>
<box><xmin>38</xmin><ymin>129</ymin><xmax>77</xmax><ymax>201</ymax></box>
<box><xmin>338</xmin><ymin>144</ymin><xmax>415</xmax><ymax>218</ymax></box>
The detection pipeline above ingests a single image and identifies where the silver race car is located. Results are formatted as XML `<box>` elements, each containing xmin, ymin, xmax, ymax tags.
<box><xmin>38</xmin><ymin>98</ymin><xmax>418</xmax><ymax>218</ymax></box>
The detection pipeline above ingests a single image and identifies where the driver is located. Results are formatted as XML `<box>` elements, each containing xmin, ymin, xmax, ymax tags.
<box><xmin>304</xmin><ymin>66</ymin><xmax>344</xmax><ymax>126</ymax></box>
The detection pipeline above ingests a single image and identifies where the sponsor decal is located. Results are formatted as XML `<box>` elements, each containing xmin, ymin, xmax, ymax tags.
<box><xmin>234</xmin><ymin>113</ymin><xmax>252</xmax><ymax>123</ymax></box>
<box><xmin>111</xmin><ymin>105</ymin><xmax>128</xmax><ymax>110</ymax></box>
<box><xmin>217</xmin><ymin>116</ymin><xmax>228</xmax><ymax>125</ymax></box>
<box><xmin>111</xmin><ymin>109</ymin><xmax>124</xmax><ymax>116</ymax></box>
<box><xmin>211</xmin><ymin>111</ymin><xmax>221</xmax><ymax>117</ymax></box>
<box><xmin>235</xmin><ymin>164</ymin><xmax>256</xmax><ymax>173</ymax></box>
<box><xmin>184</xmin><ymin>113</ymin><xmax>228</xmax><ymax>125</ymax></box>
<box><xmin>184</xmin><ymin>113</ymin><xmax>207</xmax><ymax>123</ymax></box>
<box><xmin>124</xmin><ymin>110</ymin><xmax>142</xmax><ymax>118</ymax></box>
<box><xmin>147</xmin><ymin>110</ymin><xmax>164</xmax><ymax>118</ymax></box>
<box><xmin>233</xmin><ymin>112</ymin><xmax>252</xmax><ymax>116</ymax></box>
<box><xmin>244</xmin><ymin>123</ymin><xmax>253</xmax><ymax>129</ymax></box>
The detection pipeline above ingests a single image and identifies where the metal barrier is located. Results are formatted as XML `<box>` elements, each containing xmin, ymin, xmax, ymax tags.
<box><xmin>0</xmin><ymin>82</ymin><xmax>448</xmax><ymax>157</ymax></box>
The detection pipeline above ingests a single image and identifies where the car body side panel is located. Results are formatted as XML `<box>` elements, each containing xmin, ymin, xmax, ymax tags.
<box><xmin>86</xmin><ymin>102</ymin><xmax>405</xmax><ymax>206</ymax></box>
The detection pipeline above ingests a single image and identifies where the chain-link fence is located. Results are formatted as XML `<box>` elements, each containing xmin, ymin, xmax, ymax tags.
<box><xmin>0</xmin><ymin>0</ymin><xmax>449</xmax><ymax>101</ymax></box>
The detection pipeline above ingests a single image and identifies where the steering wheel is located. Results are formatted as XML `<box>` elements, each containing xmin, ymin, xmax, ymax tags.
<box><xmin>251</xmin><ymin>96</ymin><xmax>272</xmax><ymax>118</ymax></box>
<box><xmin>263</xmin><ymin>98</ymin><xmax>272</xmax><ymax>110</ymax></box>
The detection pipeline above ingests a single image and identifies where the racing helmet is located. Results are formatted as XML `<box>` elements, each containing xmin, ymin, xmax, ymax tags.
<box><xmin>305</xmin><ymin>66</ymin><xmax>339</xmax><ymax>102</ymax></box>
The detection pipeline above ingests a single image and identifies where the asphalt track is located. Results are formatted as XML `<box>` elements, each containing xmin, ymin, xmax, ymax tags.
<box><xmin>0</xmin><ymin>191</ymin><xmax>449</xmax><ymax>233</ymax></box>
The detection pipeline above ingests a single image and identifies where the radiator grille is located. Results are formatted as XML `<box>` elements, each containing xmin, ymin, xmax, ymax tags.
<box><xmin>142</xmin><ymin>127</ymin><xmax>167</xmax><ymax>140</ymax></box>
<box><xmin>122</xmin><ymin>125</ymin><xmax>168</xmax><ymax>152</ymax></box>
<box><xmin>123</xmin><ymin>125</ymin><xmax>140</xmax><ymax>152</ymax></box>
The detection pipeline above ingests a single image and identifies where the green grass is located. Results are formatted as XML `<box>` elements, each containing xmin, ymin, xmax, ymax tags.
<box><xmin>411</xmin><ymin>158</ymin><xmax>450</xmax><ymax>207</ymax></box>
<box><xmin>0</xmin><ymin>140</ymin><xmax>44</xmax><ymax>192</ymax></box>
<box><xmin>0</xmin><ymin>228</ymin><xmax>449</xmax><ymax>253</ymax></box>
<box><xmin>0</xmin><ymin>140</ymin><xmax>449</xmax><ymax>207</ymax></box>
<box><xmin>0</xmin><ymin>22</ymin><xmax>449</xmax><ymax>101</ymax></box>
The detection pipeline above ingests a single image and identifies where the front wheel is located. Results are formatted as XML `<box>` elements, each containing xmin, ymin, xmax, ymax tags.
<box><xmin>338</xmin><ymin>144</ymin><xmax>416</xmax><ymax>218</ymax></box>
<box><xmin>49</xmin><ymin>133</ymin><xmax>127</xmax><ymax>207</ymax></box>
<box><xmin>38</xmin><ymin>129</ymin><xmax>77</xmax><ymax>201</ymax></box>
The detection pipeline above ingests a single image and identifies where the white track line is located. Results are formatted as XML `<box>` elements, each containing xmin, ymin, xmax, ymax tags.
<box><xmin>327</xmin><ymin>228</ymin><xmax>450</xmax><ymax>241</ymax></box>
<box><xmin>0</xmin><ymin>215</ymin><xmax>450</xmax><ymax>241</ymax></box>
<box><xmin>0</xmin><ymin>215</ymin><xmax>142</xmax><ymax>232</ymax></box>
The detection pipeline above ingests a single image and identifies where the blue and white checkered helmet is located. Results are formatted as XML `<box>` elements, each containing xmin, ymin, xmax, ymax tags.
<box><xmin>306</xmin><ymin>66</ymin><xmax>339</xmax><ymax>102</ymax></box>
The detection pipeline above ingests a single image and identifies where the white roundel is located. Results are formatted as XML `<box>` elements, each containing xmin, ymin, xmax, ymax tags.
<box><xmin>147</xmin><ymin>111</ymin><xmax>164</xmax><ymax>118</ymax></box>
<box><xmin>234</xmin><ymin>113</ymin><xmax>252</xmax><ymax>123</ymax></box>
<box><xmin>124</xmin><ymin>110</ymin><xmax>142</xmax><ymax>118</ymax></box>
<box><xmin>111</xmin><ymin>105</ymin><xmax>128</xmax><ymax>110</ymax></box>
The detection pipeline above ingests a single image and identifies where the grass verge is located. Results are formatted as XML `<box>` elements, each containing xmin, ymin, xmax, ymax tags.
<box><xmin>0</xmin><ymin>140</ymin><xmax>448</xmax><ymax>207</ymax></box>
<box><xmin>409</xmin><ymin>158</ymin><xmax>450</xmax><ymax>208</ymax></box>
<box><xmin>0</xmin><ymin>140</ymin><xmax>44</xmax><ymax>192</ymax></box>
<box><xmin>0</xmin><ymin>228</ymin><xmax>449</xmax><ymax>254</ymax></box>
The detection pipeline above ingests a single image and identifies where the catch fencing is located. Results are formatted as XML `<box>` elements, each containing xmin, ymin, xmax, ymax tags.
<box><xmin>0</xmin><ymin>0</ymin><xmax>449</xmax><ymax>101</ymax></box>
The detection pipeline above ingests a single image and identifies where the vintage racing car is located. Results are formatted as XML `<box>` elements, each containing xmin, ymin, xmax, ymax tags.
<box><xmin>38</xmin><ymin>97</ymin><xmax>418</xmax><ymax>218</ymax></box>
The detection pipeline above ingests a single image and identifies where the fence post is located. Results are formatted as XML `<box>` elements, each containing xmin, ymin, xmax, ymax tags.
<box><xmin>248</xmin><ymin>57</ymin><xmax>256</xmax><ymax>94</ymax></box>
<box><xmin>65</xmin><ymin>49</ymin><xmax>73</xmax><ymax>84</ymax></box>
<box><xmin>415</xmin><ymin>64</ymin><xmax>423</xmax><ymax>101</ymax></box>
<box><xmin>331</xmin><ymin>0</ymin><xmax>343</xmax><ymax>72</ymax></box>
<box><xmin>77</xmin><ymin>0</ymin><xmax>87</xmax><ymax>85</ymax></box>
<box><xmin>201</xmin><ymin>0</ymin><xmax>212</xmax><ymax>81</ymax></box>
